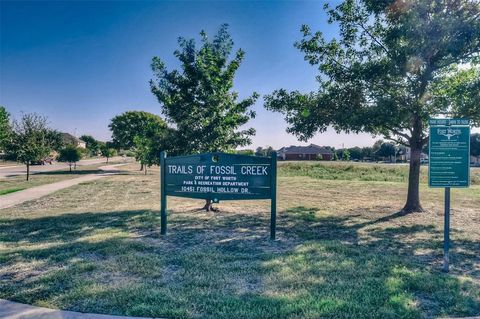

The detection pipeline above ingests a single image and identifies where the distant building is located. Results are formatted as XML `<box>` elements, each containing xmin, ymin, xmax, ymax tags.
<box><xmin>61</xmin><ymin>133</ymin><xmax>86</xmax><ymax>148</ymax></box>
<box><xmin>277</xmin><ymin>144</ymin><xmax>334</xmax><ymax>161</ymax></box>
<box><xmin>404</xmin><ymin>147</ymin><xmax>429</xmax><ymax>162</ymax></box>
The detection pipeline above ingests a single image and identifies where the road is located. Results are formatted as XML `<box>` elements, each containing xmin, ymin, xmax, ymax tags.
<box><xmin>0</xmin><ymin>163</ymin><xmax>129</xmax><ymax>210</ymax></box>
<box><xmin>0</xmin><ymin>157</ymin><xmax>126</xmax><ymax>179</ymax></box>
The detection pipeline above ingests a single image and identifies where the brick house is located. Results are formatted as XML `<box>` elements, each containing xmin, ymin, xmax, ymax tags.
<box><xmin>277</xmin><ymin>144</ymin><xmax>334</xmax><ymax>161</ymax></box>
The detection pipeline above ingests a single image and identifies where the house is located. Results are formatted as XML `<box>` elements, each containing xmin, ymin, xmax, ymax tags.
<box><xmin>61</xmin><ymin>133</ymin><xmax>86</xmax><ymax>148</ymax></box>
<box><xmin>404</xmin><ymin>147</ymin><xmax>429</xmax><ymax>162</ymax></box>
<box><xmin>277</xmin><ymin>144</ymin><xmax>334</xmax><ymax>161</ymax></box>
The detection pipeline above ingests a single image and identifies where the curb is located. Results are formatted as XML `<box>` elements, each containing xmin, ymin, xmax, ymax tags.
<box><xmin>0</xmin><ymin>300</ymin><xmax>162</xmax><ymax>319</ymax></box>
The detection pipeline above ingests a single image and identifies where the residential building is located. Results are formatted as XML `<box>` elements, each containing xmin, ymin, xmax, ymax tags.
<box><xmin>277</xmin><ymin>144</ymin><xmax>334</xmax><ymax>161</ymax></box>
<box><xmin>61</xmin><ymin>133</ymin><xmax>86</xmax><ymax>148</ymax></box>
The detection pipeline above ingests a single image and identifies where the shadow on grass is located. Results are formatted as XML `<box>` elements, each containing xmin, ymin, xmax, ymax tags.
<box><xmin>35</xmin><ymin>169</ymin><xmax>104</xmax><ymax>176</ymax></box>
<box><xmin>0</xmin><ymin>207</ymin><xmax>478</xmax><ymax>319</ymax></box>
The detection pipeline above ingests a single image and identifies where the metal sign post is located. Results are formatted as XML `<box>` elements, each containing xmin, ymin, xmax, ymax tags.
<box><xmin>428</xmin><ymin>119</ymin><xmax>470</xmax><ymax>272</ymax></box>
<box><xmin>159</xmin><ymin>151</ymin><xmax>278</xmax><ymax>239</ymax></box>
<box><xmin>443</xmin><ymin>187</ymin><xmax>450</xmax><ymax>272</ymax></box>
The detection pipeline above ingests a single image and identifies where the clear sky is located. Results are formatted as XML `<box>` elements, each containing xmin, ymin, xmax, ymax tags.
<box><xmin>1</xmin><ymin>1</ymin><xmax>475</xmax><ymax>149</ymax></box>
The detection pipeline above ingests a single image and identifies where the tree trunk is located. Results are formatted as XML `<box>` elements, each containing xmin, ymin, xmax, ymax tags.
<box><xmin>106</xmin><ymin>156</ymin><xmax>109</xmax><ymax>163</ymax></box>
<box><xmin>69</xmin><ymin>163</ymin><xmax>72</xmax><ymax>172</ymax></box>
<box><xmin>402</xmin><ymin>144</ymin><xmax>424</xmax><ymax>213</ymax></box>
<box><xmin>26</xmin><ymin>163</ymin><xmax>30</xmax><ymax>181</ymax></box>
<box><xmin>144</xmin><ymin>166</ymin><xmax>147</xmax><ymax>175</ymax></box>
<box><xmin>203</xmin><ymin>199</ymin><xmax>213</xmax><ymax>211</ymax></box>
<box><xmin>140</xmin><ymin>163</ymin><xmax>144</xmax><ymax>171</ymax></box>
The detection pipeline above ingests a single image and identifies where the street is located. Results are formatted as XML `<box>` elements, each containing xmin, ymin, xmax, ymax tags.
<box><xmin>0</xmin><ymin>157</ymin><xmax>126</xmax><ymax>178</ymax></box>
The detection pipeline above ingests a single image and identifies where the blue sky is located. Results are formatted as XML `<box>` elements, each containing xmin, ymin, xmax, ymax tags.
<box><xmin>1</xmin><ymin>0</ymin><xmax>385</xmax><ymax>148</ymax></box>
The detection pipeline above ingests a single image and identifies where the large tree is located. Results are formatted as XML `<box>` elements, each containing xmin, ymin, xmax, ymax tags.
<box><xmin>265</xmin><ymin>0</ymin><xmax>480</xmax><ymax>213</ymax></box>
<box><xmin>7</xmin><ymin>113</ymin><xmax>60</xmax><ymax>180</ymax></box>
<box><xmin>133</xmin><ymin>122</ymin><xmax>174</xmax><ymax>174</ymax></box>
<box><xmin>150</xmin><ymin>24</ymin><xmax>258</xmax><ymax>155</ymax></box>
<box><xmin>150</xmin><ymin>24</ymin><xmax>258</xmax><ymax>211</ymax></box>
<box><xmin>109</xmin><ymin>111</ymin><xmax>169</xmax><ymax>170</ymax></box>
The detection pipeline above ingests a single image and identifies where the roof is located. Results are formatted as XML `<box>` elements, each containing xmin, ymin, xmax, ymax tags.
<box><xmin>278</xmin><ymin>144</ymin><xmax>334</xmax><ymax>155</ymax></box>
<box><xmin>61</xmin><ymin>133</ymin><xmax>85</xmax><ymax>144</ymax></box>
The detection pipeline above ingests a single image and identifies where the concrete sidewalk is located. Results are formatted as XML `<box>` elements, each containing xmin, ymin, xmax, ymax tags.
<box><xmin>0</xmin><ymin>299</ymin><xmax>159</xmax><ymax>319</ymax></box>
<box><xmin>0</xmin><ymin>164</ymin><xmax>127</xmax><ymax>210</ymax></box>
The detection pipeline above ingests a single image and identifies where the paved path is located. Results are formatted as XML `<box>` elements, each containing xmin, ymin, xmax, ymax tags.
<box><xmin>0</xmin><ymin>164</ymin><xmax>127</xmax><ymax>210</ymax></box>
<box><xmin>0</xmin><ymin>299</ymin><xmax>159</xmax><ymax>319</ymax></box>
<box><xmin>0</xmin><ymin>157</ymin><xmax>126</xmax><ymax>179</ymax></box>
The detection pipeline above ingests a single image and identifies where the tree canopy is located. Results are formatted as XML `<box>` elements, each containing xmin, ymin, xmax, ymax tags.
<box><xmin>264</xmin><ymin>0</ymin><xmax>480</xmax><ymax>213</ymax></box>
<box><xmin>150</xmin><ymin>24</ymin><xmax>258</xmax><ymax>155</ymax></box>
<box><xmin>6</xmin><ymin>113</ymin><xmax>60</xmax><ymax>180</ymax></box>
<box><xmin>58</xmin><ymin>145</ymin><xmax>82</xmax><ymax>171</ymax></box>
<box><xmin>109</xmin><ymin>111</ymin><xmax>168</xmax><ymax>150</ymax></box>
<box><xmin>80</xmin><ymin>135</ymin><xmax>100</xmax><ymax>156</ymax></box>
<box><xmin>133</xmin><ymin>120</ymin><xmax>174</xmax><ymax>173</ymax></box>
<box><xmin>0</xmin><ymin>106</ymin><xmax>10</xmax><ymax>151</ymax></box>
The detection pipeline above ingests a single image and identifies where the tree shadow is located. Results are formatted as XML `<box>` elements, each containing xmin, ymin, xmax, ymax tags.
<box><xmin>0</xmin><ymin>206</ymin><xmax>478</xmax><ymax>318</ymax></box>
<box><xmin>35</xmin><ymin>169</ymin><xmax>104</xmax><ymax>176</ymax></box>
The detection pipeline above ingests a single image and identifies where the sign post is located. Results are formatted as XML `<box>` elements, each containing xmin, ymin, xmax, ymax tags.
<box><xmin>159</xmin><ymin>152</ymin><xmax>278</xmax><ymax>239</ymax></box>
<box><xmin>270</xmin><ymin>153</ymin><xmax>277</xmax><ymax>240</ymax></box>
<box><xmin>160</xmin><ymin>151</ymin><xmax>167</xmax><ymax>235</ymax></box>
<box><xmin>428</xmin><ymin>119</ymin><xmax>470</xmax><ymax>272</ymax></box>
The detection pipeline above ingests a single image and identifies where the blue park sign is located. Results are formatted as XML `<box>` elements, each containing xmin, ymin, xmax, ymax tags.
<box><xmin>429</xmin><ymin>119</ymin><xmax>470</xmax><ymax>188</ymax></box>
<box><xmin>159</xmin><ymin>152</ymin><xmax>278</xmax><ymax>239</ymax></box>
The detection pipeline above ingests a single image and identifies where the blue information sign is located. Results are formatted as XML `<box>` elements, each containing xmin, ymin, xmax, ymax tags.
<box><xmin>429</xmin><ymin>119</ymin><xmax>470</xmax><ymax>188</ymax></box>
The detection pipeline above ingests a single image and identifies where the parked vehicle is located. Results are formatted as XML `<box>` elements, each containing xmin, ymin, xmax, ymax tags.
<box><xmin>31</xmin><ymin>157</ymin><xmax>54</xmax><ymax>165</ymax></box>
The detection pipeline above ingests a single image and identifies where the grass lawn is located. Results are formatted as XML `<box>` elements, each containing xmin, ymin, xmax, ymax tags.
<box><xmin>0</xmin><ymin>162</ymin><xmax>124</xmax><ymax>194</ymax></box>
<box><xmin>0</xmin><ymin>162</ymin><xmax>478</xmax><ymax>318</ymax></box>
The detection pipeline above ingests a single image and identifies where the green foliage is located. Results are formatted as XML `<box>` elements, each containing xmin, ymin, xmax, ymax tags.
<box><xmin>79</xmin><ymin>135</ymin><xmax>100</xmax><ymax>156</ymax></box>
<box><xmin>264</xmin><ymin>1</ymin><xmax>480</xmax><ymax>211</ymax></box>
<box><xmin>472</xmin><ymin>133</ymin><xmax>480</xmax><ymax>157</ymax></box>
<box><xmin>376</xmin><ymin>142</ymin><xmax>396</xmax><ymax>160</ymax></box>
<box><xmin>6</xmin><ymin>113</ymin><xmax>58</xmax><ymax>166</ymax></box>
<box><xmin>342</xmin><ymin>149</ymin><xmax>350</xmax><ymax>161</ymax></box>
<box><xmin>255</xmin><ymin>146</ymin><xmax>275</xmax><ymax>157</ymax></box>
<box><xmin>109</xmin><ymin>111</ymin><xmax>168</xmax><ymax>150</ymax></box>
<box><xmin>134</xmin><ymin>131</ymin><xmax>166</xmax><ymax>167</ymax></box>
<box><xmin>265</xmin><ymin>1</ymin><xmax>480</xmax><ymax>145</ymax></box>
<box><xmin>150</xmin><ymin>24</ymin><xmax>258</xmax><ymax>155</ymax></box>
<box><xmin>431</xmin><ymin>67</ymin><xmax>480</xmax><ymax>127</ymax></box>
<box><xmin>132</xmin><ymin>118</ymin><xmax>173</xmax><ymax>169</ymax></box>
<box><xmin>0</xmin><ymin>106</ymin><xmax>10</xmax><ymax>151</ymax></box>
<box><xmin>58</xmin><ymin>145</ymin><xmax>82</xmax><ymax>171</ymax></box>
<box><xmin>236</xmin><ymin>149</ymin><xmax>254</xmax><ymax>156</ymax></box>
<box><xmin>101</xmin><ymin>145</ymin><xmax>116</xmax><ymax>160</ymax></box>
<box><xmin>333</xmin><ymin>152</ymin><xmax>339</xmax><ymax>161</ymax></box>
<box><xmin>347</xmin><ymin>147</ymin><xmax>362</xmax><ymax>160</ymax></box>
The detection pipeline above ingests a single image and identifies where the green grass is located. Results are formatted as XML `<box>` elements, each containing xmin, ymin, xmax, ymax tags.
<box><xmin>0</xmin><ymin>164</ymin><xmax>478</xmax><ymax>318</ymax></box>
<box><xmin>0</xmin><ymin>187</ymin><xmax>26</xmax><ymax>195</ymax></box>
<box><xmin>279</xmin><ymin>161</ymin><xmax>480</xmax><ymax>185</ymax></box>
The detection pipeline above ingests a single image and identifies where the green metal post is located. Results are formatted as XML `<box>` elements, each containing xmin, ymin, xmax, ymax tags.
<box><xmin>443</xmin><ymin>187</ymin><xmax>451</xmax><ymax>272</ymax></box>
<box><xmin>270</xmin><ymin>152</ymin><xmax>277</xmax><ymax>240</ymax></box>
<box><xmin>160</xmin><ymin>151</ymin><xmax>167</xmax><ymax>235</ymax></box>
